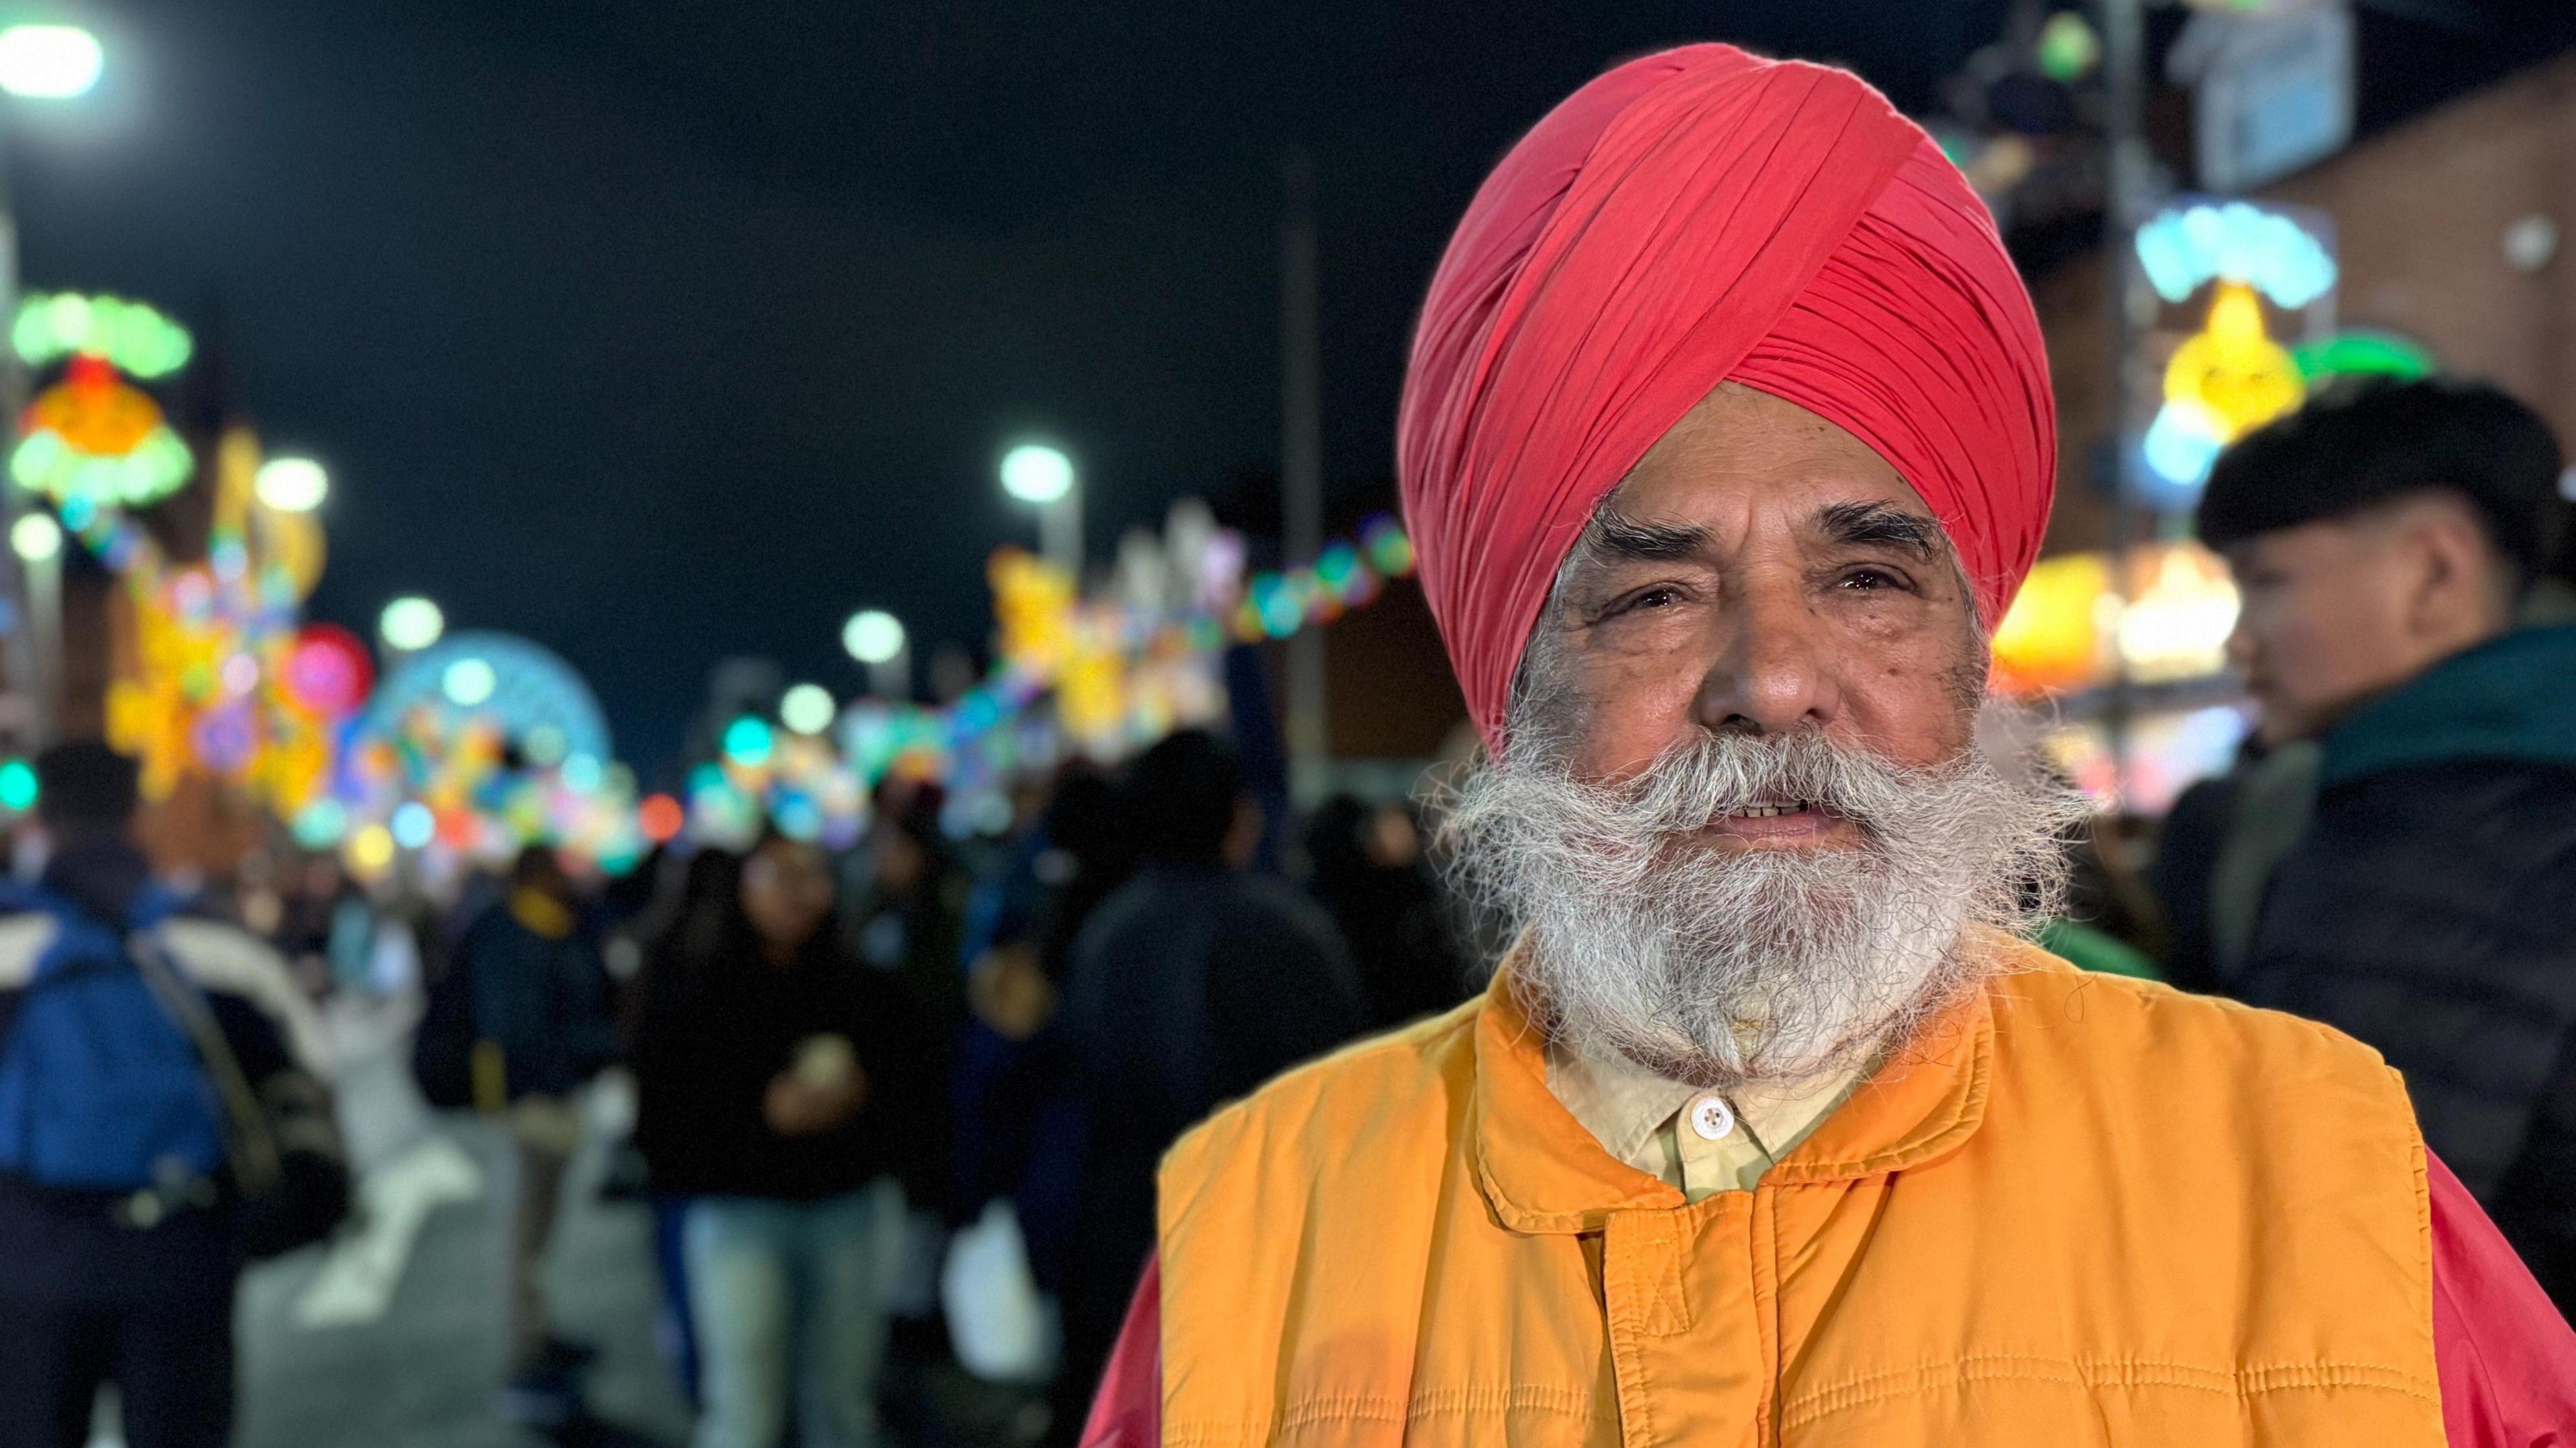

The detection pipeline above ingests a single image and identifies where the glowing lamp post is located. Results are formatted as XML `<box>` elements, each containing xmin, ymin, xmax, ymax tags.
<box><xmin>0</xmin><ymin>22</ymin><xmax>105</xmax><ymax>744</ymax></box>
<box><xmin>0</xmin><ymin>25</ymin><xmax>101</xmax><ymax>100</ymax></box>
<box><xmin>254</xmin><ymin>456</ymin><xmax>329</xmax><ymax>512</ymax></box>
<box><xmin>1001</xmin><ymin>442</ymin><xmax>1083</xmax><ymax>579</ymax></box>
<box><xmin>8</xmin><ymin>511</ymin><xmax>59</xmax><ymax>736</ymax></box>
<box><xmin>842</xmin><ymin>608</ymin><xmax>910</xmax><ymax>700</ymax></box>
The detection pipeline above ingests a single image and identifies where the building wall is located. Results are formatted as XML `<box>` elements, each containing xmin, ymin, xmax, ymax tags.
<box><xmin>2037</xmin><ymin>51</ymin><xmax>2576</xmax><ymax>555</ymax></box>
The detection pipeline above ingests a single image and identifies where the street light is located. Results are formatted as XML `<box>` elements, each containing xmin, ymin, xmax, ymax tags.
<box><xmin>780</xmin><ymin>682</ymin><xmax>836</xmax><ymax>736</ymax></box>
<box><xmin>0</xmin><ymin>25</ymin><xmax>101</xmax><ymax>100</ymax></box>
<box><xmin>254</xmin><ymin>456</ymin><xmax>328</xmax><ymax>512</ymax></box>
<box><xmin>1000</xmin><ymin>442</ymin><xmax>1083</xmax><ymax>577</ymax></box>
<box><xmin>380</xmin><ymin>595</ymin><xmax>445</xmax><ymax>653</ymax></box>
<box><xmin>843</xmin><ymin>609</ymin><xmax>910</xmax><ymax>699</ymax></box>
<box><xmin>8</xmin><ymin>512</ymin><xmax>59</xmax><ymax>563</ymax></box>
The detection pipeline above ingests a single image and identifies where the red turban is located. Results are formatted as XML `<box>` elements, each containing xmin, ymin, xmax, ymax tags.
<box><xmin>1397</xmin><ymin>44</ymin><xmax>2055</xmax><ymax>748</ymax></box>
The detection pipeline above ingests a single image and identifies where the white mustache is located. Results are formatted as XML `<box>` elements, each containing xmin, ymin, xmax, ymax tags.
<box><xmin>1440</xmin><ymin>721</ymin><xmax>2088</xmax><ymax>1090</ymax></box>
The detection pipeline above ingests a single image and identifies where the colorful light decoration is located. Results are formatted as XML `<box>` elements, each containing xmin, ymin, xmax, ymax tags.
<box><xmin>282</xmin><ymin>623</ymin><xmax>376</xmax><ymax>718</ymax></box>
<box><xmin>11</xmin><ymin>294</ymin><xmax>196</xmax><ymax>512</ymax></box>
<box><xmin>335</xmin><ymin>631</ymin><xmax>639</xmax><ymax>878</ymax></box>
<box><xmin>101</xmin><ymin>425</ymin><xmax>352</xmax><ymax>816</ymax></box>
<box><xmin>2141</xmin><ymin>282</ymin><xmax>2308</xmax><ymax>498</ymax></box>
<box><xmin>1991</xmin><ymin>541</ymin><xmax>2241</xmax><ymax>698</ymax></box>
<box><xmin>13</xmin><ymin>355</ymin><xmax>196</xmax><ymax>508</ymax></box>
<box><xmin>673</xmin><ymin>506</ymin><xmax>1423</xmax><ymax>848</ymax></box>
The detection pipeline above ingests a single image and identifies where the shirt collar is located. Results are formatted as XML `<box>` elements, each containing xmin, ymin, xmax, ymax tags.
<box><xmin>1471</xmin><ymin>932</ymin><xmax>2002</xmax><ymax>1233</ymax></box>
<box><xmin>1544</xmin><ymin>1039</ymin><xmax>1866</xmax><ymax>1166</ymax></box>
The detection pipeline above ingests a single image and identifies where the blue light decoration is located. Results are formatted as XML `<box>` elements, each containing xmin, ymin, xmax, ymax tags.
<box><xmin>358</xmin><ymin>632</ymin><xmax>614</xmax><ymax>765</ymax></box>
<box><xmin>339</xmin><ymin>631</ymin><xmax>638</xmax><ymax>876</ymax></box>
<box><xmin>2134</xmin><ymin>200</ymin><xmax>2337</xmax><ymax>310</ymax></box>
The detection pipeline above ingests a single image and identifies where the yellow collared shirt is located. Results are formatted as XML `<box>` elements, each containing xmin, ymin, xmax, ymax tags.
<box><xmin>1544</xmin><ymin>1040</ymin><xmax>1862</xmax><ymax>1199</ymax></box>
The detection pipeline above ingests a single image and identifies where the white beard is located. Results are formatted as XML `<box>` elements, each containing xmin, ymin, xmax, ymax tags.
<box><xmin>1442</xmin><ymin>726</ymin><xmax>2083</xmax><ymax>1091</ymax></box>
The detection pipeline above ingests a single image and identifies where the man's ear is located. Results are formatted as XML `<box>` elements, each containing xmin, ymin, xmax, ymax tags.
<box><xmin>2395</xmin><ymin>499</ymin><xmax>2506</xmax><ymax>638</ymax></box>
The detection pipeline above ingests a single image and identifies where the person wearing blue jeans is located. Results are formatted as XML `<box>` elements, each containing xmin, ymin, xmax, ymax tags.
<box><xmin>633</xmin><ymin>834</ymin><xmax>926</xmax><ymax>1448</ymax></box>
<box><xmin>684</xmin><ymin>1186</ymin><xmax>885</xmax><ymax>1448</ymax></box>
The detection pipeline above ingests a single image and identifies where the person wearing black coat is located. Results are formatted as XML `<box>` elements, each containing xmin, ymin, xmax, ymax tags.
<box><xmin>631</xmin><ymin>832</ymin><xmax>925</xmax><ymax>1448</ymax></box>
<box><xmin>2190</xmin><ymin>378</ymin><xmax>2576</xmax><ymax>1316</ymax></box>
<box><xmin>1049</xmin><ymin>732</ymin><xmax>1364</xmax><ymax>1447</ymax></box>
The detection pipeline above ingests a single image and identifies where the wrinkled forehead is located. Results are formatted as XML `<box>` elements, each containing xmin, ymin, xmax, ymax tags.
<box><xmin>1555</xmin><ymin>384</ymin><xmax>1960</xmax><ymax>588</ymax></box>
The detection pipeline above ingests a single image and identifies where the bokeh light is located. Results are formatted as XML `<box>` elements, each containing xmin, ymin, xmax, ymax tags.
<box><xmin>9</xmin><ymin>512</ymin><xmax>62</xmax><ymax>563</ymax></box>
<box><xmin>0</xmin><ymin>25</ymin><xmax>103</xmax><ymax>100</ymax></box>
<box><xmin>1000</xmin><ymin>444</ymin><xmax>1075</xmax><ymax>503</ymax></box>
<box><xmin>843</xmin><ymin>609</ymin><xmax>906</xmax><ymax>665</ymax></box>
<box><xmin>780</xmin><ymin>683</ymin><xmax>836</xmax><ymax>735</ymax></box>
<box><xmin>380</xmin><ymin>595</ymin><xmax>445</xmax><ymax>651</ymax></box>
<box><xmin>390</xmin><ymin>801</ymin><xmax>436</xmax><ymax>850</ymax></box>
<box><xmin>254</xmin><ymin>457</ymin><xmax>329</xmax><ymax>512</ymax></box>
<box><xmin>0</xmin><ymin>759</ymin><xmax>36</xmax><ymax>814</ymax></box>
<box><xmin>441</xmin><ymin>656</ymin><xmax>498</xmax><ymax>707</ymax></box>
<box><xmin>722</xmin><ymin>715</ymin><xmax>775</xmax><ymax>767</ymax></box>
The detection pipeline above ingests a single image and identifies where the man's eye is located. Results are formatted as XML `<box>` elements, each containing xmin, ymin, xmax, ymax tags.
<box><xmin>1837</xmin><ymin>568</ymin><xmax>1907</xmax><ymax>592</ymax></box>
<box><xmin>1615</xmin><ymin>586</ymin><xmax>1682</xmax><ymax>615</ymax></box>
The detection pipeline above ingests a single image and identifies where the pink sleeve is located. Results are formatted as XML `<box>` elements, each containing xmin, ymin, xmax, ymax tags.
<box><xmin>1079</xmin><ymin>1255</ymin><xmax>1163</xmax><ymax>1448</ymax></box>
<box><xmin>2430</xmin><ymin>1151</ymin><xmax>2576</xmax><ymax>1447</ymax></box>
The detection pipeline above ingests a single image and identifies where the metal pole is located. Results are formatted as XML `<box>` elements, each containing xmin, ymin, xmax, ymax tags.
<box><xmin>1040</xmin><ymin>482</ymin><xmax>1084</xmax><ymax>581</ymax></box>
<box><xmin>2099</xmin><ymin>0</ymin><xmax>2151</xmax><ymax>807</ymax></box>
<box><xmin>867</xmin><ymin>643</ymin><xmax>912</xmax><ymax>704</ymax></box>
<box><xmin>1280</xmin><ymin>151</ymin><xmax>1328</xmax><ymax>802</ymax></box>
<box><xmin>0</xmin><ymin>111</ymin><xmax>38</xmax><ymax>747</ymax></box>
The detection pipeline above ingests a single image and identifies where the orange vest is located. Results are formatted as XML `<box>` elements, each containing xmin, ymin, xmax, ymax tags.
<box><xmin>1155</xmin><ymin>937</ymin><xmax>2445</xmax><ymax>1445</ymax></box>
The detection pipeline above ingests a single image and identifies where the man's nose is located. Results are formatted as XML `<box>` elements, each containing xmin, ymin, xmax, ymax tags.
<box><xmin>1693</xmin><ymin>582</ymin><xmax>1842</xmax><ymax>735</ymax></box>
<box><xmin>2224</xmin><ymin>608</ymin><xmax>2259</xmax><ymax>673</ymax></box>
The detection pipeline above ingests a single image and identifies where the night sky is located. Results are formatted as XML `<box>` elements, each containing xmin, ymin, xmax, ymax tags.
<box><xmin>18</xmin><ymin>1</ymin><xmax>2564</xmax><ymax>769</ymax></box>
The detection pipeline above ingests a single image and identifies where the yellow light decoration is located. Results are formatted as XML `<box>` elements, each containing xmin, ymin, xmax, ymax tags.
<box><xmin>2163</xmin><ymin>282</ymin><xmax>2304</xmax><ymax>440</ymax></box>
<box><xmin>2114</xmin><ymin>545</ymin><xmax>2241</xmax><ymax>684</ymax></box>
<box><xmin>1988</xmin><ymin>543</ymin><xmax>2239</xmax><ymax>696</ymax></box>
<box><xmin>1992</xmin><ymin>553</ymin><xmax>2112</xmax><ymax>696</ymax></box>
<box><xmin>257</xmin><ymin>504</ymin><xmax>327</xmax><ymax>600</ymax></box>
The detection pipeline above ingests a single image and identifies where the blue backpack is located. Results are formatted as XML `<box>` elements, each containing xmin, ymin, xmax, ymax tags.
<box><xmin>0</xmin><ymin>890</ymin><xmax>229</xmax><ymax>1192</ymax></box>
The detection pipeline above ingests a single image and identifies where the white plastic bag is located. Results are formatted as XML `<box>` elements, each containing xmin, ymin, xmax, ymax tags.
<box><xmin>941</xmin><ymin>1199</ymin><xmax>1060</xmax><ymax>1383</ymax></box>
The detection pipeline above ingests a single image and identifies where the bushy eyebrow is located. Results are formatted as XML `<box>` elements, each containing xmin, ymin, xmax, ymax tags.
<box><xmin>1576</xmin><ymin>506</ymin><xmax>1709</xmax><ymax>564</ymax></box>
<box><xmin>1811</xmin><ymin>500</ymin><xmax>1943</xmax><ymax>561</ymax></box>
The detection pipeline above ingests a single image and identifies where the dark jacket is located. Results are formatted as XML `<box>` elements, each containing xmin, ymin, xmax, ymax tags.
<box><xmin>631</xmin><ymin>925</ymin><xmax>925</xmax><ymax>1201</ymax></box>
<box><xmin>1054</xmin><ymin>860</ymin><xmax>1364</xmax><ymax>1405</ymax></box>
<box><xmin>2233</xmin><ymin>624</ymin><xmax>2576</xmax><ymax>1309</ymax></box>
<box><xmin>413</xmin><ymin>890</ymin><xmax>615</xmax><ymax>1107</ymax></box>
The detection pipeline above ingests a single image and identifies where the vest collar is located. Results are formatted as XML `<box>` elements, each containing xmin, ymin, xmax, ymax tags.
<box><xmin>1470</xmin><ymin>934</ymin><xmax>2001</xmax><ymax>1233</ymax></box>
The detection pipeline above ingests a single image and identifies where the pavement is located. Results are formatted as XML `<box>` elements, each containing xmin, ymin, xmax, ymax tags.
<box><xmin>81</xmin><ymin>990</ymin><xmax>1049</xmax><ymax>1448</ymax></box>
<box><xmin>217</xmin><ymin>993</ymin><xmax>694</xmax><ymax>1448</ymax></box>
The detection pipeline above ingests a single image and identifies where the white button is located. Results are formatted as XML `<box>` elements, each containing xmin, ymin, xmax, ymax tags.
<box><xmin>1688</xmin><ymin>1095</ymin><xmax>1735</xmax><ymax>1141</ymax></box>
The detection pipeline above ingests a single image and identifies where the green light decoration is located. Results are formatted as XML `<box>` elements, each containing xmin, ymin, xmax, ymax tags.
<box><xmin>0</xmin><ymin>758</ymin><xmax>36</xmax><ymax>814</ymax></box>
<box><xmin>2290</xmin><ymin>332</ymin><xmax>2436</xmax><ymax>383</ymax></box>
<box><xmin>13</xmin><ymin>293</ymin><xmax>193</xmax><ymax>379</ymax></box>
<box><xmin>9</xmin><ymin>421</ymin><xmax>195</xmax><ymax>508</ymax></box>
<box><xmin>2035</xmin><ymin>11</ymin><xmax>2101</xmax><ymax>84</ymax></box>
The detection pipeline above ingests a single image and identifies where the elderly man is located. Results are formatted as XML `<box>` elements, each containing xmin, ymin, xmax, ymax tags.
<box><xmin>1080</xmin><ymin>44</ymin><xmax>2576</xmax><ymax>1447</ymax></box>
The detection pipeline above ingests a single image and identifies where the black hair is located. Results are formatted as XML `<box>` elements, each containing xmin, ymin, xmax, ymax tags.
<box><xmin>35</xmin><ymin>740</ymin><xmax>139</xmax><ymax>834</ymax></box>
<box><xmin>2197</xmin><ymin>376</ymin><xmax>2565</xmax><ymax>592</ymax></box>
<box><xmin>1124</xmin><ymin>729</ymin><xmax>1245</xmax><ymax>867</ymax></box>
